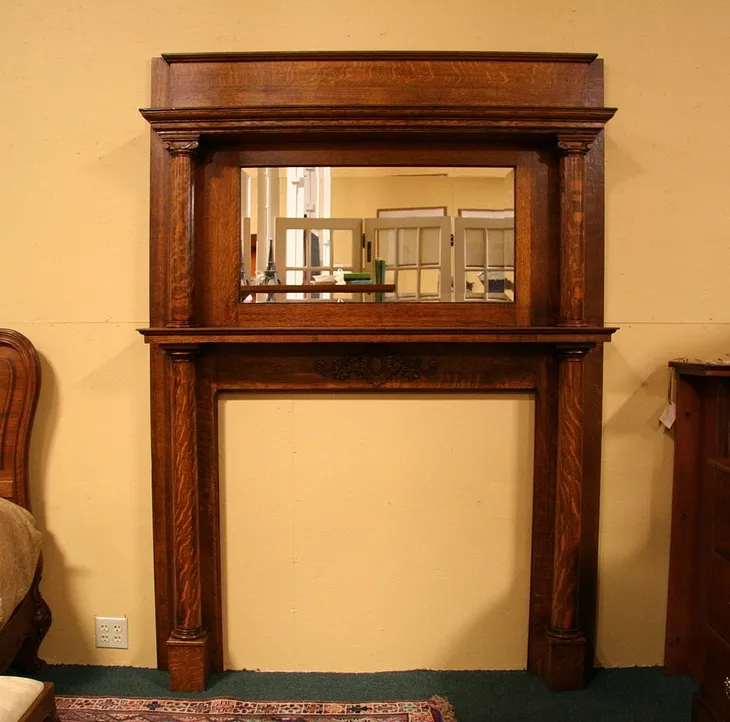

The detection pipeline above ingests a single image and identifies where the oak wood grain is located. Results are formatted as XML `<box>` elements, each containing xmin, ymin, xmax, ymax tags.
<box><xmin>551</xmin><ymin>348</ymin><xmax>588</xmax><ymax>634</ymax></box>
<box><xmin>197</xmin><ymin>352</ymin><xmax>223</xmax><ymax>672</ymax></box>
<box><xmin>165</xmin><ymin>144</ymin><xmax>198</xmax><ymax>327</ymax></box>
<box><xmin>148</xmin><ymin>345</ymin><xmax>173</xmax><ymax>669</ymax></box>
<box><xmin>557</xmin><ymin>140</ymin><xmax>591</xmax><ymax>326</ymax></box>
<box><xmin>168</xmin><ymin>635</ymin><xmax>210</xmax><ymax>692</ymax></box>
<box><xmin>528</xmin><ymin>357</ymin><xmax>558</xmax><ymax>676</ymax></box>
<box><xmin>167</xmin><ymin>348</ymin><xmax>204</xmax><ymax>637</ymax></box>
<box><xmin>159</xmin><ymin>52</ymin><xmax>603</xmax><ymax>109</ymax></box>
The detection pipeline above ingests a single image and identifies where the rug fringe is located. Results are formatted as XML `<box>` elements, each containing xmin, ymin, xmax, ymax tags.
<box><xmin>428</xmin><ymin>695</ymin><xmax>457</xmax><ymax>722</ymax></box>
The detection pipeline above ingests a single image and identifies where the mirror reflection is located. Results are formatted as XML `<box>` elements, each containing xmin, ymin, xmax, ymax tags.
<box><xmin>239</xmin><ymin>167</ymin><xmax>515</xmax><ymax>303</ymax></box>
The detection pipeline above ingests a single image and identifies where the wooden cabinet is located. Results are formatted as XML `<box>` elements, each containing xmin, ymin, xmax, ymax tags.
<box><xmin>694</xmin><ymin>460</ymin><xmax>730</xmax><ymax>721</ymax></box>
<box><xmin>665</xmin><ymin>362</ymin><xmax>730</xmax><ymax>720</ymax></box>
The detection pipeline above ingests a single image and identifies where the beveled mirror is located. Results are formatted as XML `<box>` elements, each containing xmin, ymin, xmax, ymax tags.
<box><xmin>240</xmin><ymin>166</ymin><xmax>515</xmax><ymax>304</ymax></box>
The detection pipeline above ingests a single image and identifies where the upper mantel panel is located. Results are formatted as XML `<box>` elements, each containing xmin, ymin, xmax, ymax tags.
<box><xmin>156</xmin><ymin>51</ymin><xmax>606</xmax><ymax>109</ymax></box>
<box><xmin>143</xmin><ymin>51</ymin><xmax>614</xmax><ymax>333</ymax></box>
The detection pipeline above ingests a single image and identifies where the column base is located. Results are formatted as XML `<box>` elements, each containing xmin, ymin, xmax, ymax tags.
<box><xmin>544</xmin><ymin>628</ymin><xmax>587</xmax><ymax>691</ymax></box>
<box><xmin>167</xmin><ymin>632</ymin><xmax>210</xmax><ymax>692</ymax></box>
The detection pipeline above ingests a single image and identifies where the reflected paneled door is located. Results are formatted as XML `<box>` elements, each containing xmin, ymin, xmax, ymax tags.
<box><xmin>364</xmin><ymin>217</ymin><xmax>452</xmax><ymax>301</ymax></box>
<box><xmin>274</xmin><ymin>217</ymin><xmax>363</xmax><ymax>299</ymax></box>
<box><xmin>453</xmin><ymin>217</ymin><xmax>515</xmax><ymax>302</ymax></box>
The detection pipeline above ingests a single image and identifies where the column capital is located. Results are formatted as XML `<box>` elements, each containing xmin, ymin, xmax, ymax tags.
<box><xmin>160</xmin><ymin>133</ymin><xmax>200</xmax><ymax>156</ymax></box>
<box><xmin>556</xmin><ymin>132</ymin><xmax>597</xmax><ymax>155</ymax></box>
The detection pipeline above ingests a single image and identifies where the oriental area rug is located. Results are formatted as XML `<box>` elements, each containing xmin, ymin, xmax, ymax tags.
<box><xmin>56</xmin><ymin>695</ymin><xmax>457</xmax><ymax>722</ymax></box>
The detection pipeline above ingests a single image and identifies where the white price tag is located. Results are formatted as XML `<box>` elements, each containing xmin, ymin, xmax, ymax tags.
<box><xmin>660</xmin><ymin>401</ymin><xmax>676</xmax><ymax>430</ymax></box>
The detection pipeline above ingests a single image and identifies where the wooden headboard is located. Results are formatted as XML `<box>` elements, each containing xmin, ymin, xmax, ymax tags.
<box><xmin>0</xmin><ymin>330</ymin><xmax>41</xmax><ymax>511</ymax></box>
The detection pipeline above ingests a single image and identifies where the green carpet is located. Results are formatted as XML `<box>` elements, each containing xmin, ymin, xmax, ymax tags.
<box><xmin>34</xmin><ymin>666</ymin><xmax>696</xmax><ymax>722</ymax></box>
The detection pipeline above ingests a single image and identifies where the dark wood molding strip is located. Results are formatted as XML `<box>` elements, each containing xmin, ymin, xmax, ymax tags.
<box><xmin>162</xmin><ymin>51</ymin><xmax>600</xmax><ymax>64</ymax></box>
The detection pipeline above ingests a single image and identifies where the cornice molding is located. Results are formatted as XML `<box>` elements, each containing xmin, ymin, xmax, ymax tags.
<box><xmin>141</xmin><ymin>106</ymin><xmax>616</xmax><ymax>138</ymax></box>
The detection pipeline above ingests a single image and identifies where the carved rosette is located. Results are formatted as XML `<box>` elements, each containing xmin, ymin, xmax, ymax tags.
<box><xmin>316</xmin><ymin>354</ymin><xmax>438</xmax><ymax>387</ymax></box>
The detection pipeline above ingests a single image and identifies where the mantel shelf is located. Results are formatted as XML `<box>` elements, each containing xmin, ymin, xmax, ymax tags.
<box><xmin>139</xmin><ymin>325</ymin><xmax>617</xmax><ymax>345</ymax></box>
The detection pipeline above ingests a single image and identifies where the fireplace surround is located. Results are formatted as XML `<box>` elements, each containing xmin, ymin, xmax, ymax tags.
<box><xmin>139</xmin><ymin>51</ymin><xmax>617</xmax><ymax>692</ymax></box>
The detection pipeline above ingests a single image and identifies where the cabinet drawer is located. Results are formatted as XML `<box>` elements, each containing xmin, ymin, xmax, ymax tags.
<box><xmin>702</xmin><ymin>629</ymin><xmax>730</xmax><ymax>718</ymax></box>
<box><xmin>713</xmin><ymin>466</ymin><xmax>730</xmax><ymax>558</ymax></box>
<box><xmin>709</xmin><ymin>553</ymin><xmax>730</xmax><ymax>645</ymax></box>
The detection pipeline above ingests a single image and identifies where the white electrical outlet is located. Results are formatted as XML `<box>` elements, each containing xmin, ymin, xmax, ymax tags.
<box><xmin>95</xmin><ymin>616</ymin><xmax>128</xmax><ymax>649</ymax></box>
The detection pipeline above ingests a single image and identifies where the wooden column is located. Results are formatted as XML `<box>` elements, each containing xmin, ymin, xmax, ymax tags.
<box><xmin>543</xmin><ymin>133</ymin><xmax>597</xmax><ymax>690</ymax></box>
<box><xmin>545</xmin><ymin>345</ymin><xmax>591</xmax><ymax>690</ymax></box>
<box><xmin>158</xmin><ymin>134</ymin><xmax>209</xmax><ymax>690</ymax></box>
<box><xmin>164</xmin><ymin>345</ymin><xmax>209</xmax><ymax>692</ymax></box>
<box><xmin>161</xmin><ymin>136</ymin><xmax>199</xmax><ymax>328</ymax></box>
<box><xmin>557</xmin><ymin>134</ymin><xmax>595</xmax><ymax>328</ymax></box>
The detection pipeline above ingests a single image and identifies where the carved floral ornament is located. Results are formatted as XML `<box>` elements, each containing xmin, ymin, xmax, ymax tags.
<box><xmin>316</xmin><ymin>354</ymin><xmax>438</xmax><ymax>387</ymax></box>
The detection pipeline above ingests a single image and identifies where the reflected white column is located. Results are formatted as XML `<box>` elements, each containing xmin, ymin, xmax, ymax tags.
<box><xmin>256</xmin><ymin>168</ymin><xmax>280</xmax><ymax>274</ymax></box>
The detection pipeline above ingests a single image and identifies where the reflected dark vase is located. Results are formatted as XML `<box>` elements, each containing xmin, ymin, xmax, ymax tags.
<box><xmin>262</xmin><ymin>238</ymin><xmax>280</xmax><ymax>302</ymax></box>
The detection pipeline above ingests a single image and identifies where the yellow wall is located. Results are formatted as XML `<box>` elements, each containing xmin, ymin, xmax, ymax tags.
<box><xmin>222</xmin><ymin>394</ymin><xmax>535</xmax><ymax>671</ymax></box>
<box><xmin>3</xmin><ymin>0</ymin><xmax>730</xmax><ymax>671</ymax></box>
<box><xmin>331</xmin><ymin>175</ymin><xmax>513</xmax><ymax>217</ymax></box>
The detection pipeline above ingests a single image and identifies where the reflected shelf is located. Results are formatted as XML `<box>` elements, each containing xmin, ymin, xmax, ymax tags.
<box><xmin>239</xmin><ymin>284</ymin><xmax>395</xmax><ymax>294</ymax></box>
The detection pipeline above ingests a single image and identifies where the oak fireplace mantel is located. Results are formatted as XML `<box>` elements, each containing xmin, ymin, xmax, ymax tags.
<box><xmin>140</xmin><ymin>51</ymin><xmax>616</xmax><ymax>692</ymax></box>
